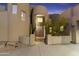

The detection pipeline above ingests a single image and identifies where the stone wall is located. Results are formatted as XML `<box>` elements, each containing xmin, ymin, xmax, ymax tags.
<box><xmin>47</xmin><ymin>35</ymin><xmax>71</xmax><ymax>44</ymax></box>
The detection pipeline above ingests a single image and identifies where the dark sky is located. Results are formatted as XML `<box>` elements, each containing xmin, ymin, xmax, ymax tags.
<box><xmin>0</xmin><ymin>3</ymin><xmax>78</xmax><ymax>14</ymax></box>
<box><xmin>30</xmin><ymin>3</ymin><xmax>78</xmax><ymax>14</ymax></box>
<box><xmin>0</xmin><ymin>3</ymin><xmax>7</xmax><ymax>10</ymax></box>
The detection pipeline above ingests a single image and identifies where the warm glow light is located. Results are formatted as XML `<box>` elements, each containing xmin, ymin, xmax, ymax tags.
<box><xmin>37</xmin><ymin>17</ymin><xmax>43</xmax><ymax>22</ymax></box>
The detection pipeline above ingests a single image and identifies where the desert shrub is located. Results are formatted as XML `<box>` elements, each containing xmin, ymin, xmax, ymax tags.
<box><xmin>45</xmin><ymin>16</ymin><xmax>69</xmax><ymax>36</ymax></box>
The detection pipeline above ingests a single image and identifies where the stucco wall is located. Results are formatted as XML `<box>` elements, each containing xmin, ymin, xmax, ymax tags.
<box><xmin>32</xmin><ymin>6</ymin><xmax>49</xmax><ymax>29</ymax></box>
<box><xmin>72</xmin><ymin>5</ymin><xmax>79</xmax><ymax>43</ymax></box>
<box><xmin>73</xmin><ymin>5</ymin><xmax>79</xmax><ymax>19</ymax></box>
<box><xmin>61</xmin><ymin>4</ymin><xmax>79</xmax><ymax>44</ymax></box>
<box><xmin>60</xmin><ymin>8</ymin><xmax>72</xmax><ymax>19</ymax></box>
<box><xmin>18</xmin><ymin>4</ymin><xmax>30</xmax><ymax>36</ymax></box>
<box><xmin>0</xmin><ymin>11</ymin><xmax>8</xmax><ymax>41</ymax></box>
<box><xmin>8</xmin><ymin>3</ymin><xmax>30</xmax><ymax>41</ymax></box>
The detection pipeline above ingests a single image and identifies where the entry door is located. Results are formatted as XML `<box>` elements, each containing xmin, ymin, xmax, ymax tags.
<box><xmin>35</xmin><ymin>16</ymin><xmax>45</xmax><ymax>41</ymax></box>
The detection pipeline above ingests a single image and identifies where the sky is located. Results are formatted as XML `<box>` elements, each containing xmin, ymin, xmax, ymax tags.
<box><xmin>30</xmin><ymin>3</ymin><xmax>78</xmax><ymax>14</ymax></box>
<box><xmin>0</xmin><ymin>3</ymin><xmax>7</xmax><ymax>10</ymax></box>
<box><xmin>0</xmin><ymin>3</ymin><xmax>78</xmax><ymax>14</ymax></box>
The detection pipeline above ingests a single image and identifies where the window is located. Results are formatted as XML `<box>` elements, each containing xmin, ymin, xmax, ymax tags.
<box><xmin>37</xmin><ymin>17</ymin><xmax>43</xmax><ymax>22</ymax></box>
<box><xmin>12</xmin><ymin>4</ymin><xmax>18</xmax><ymax>14</ymax></box>
<box><xmin>36</xmin><ymin>17</ymin><xmax>43</xmax><ymax>26</ymax></box>
<box><xmin>21</xmin><ymin>11</ymin><xmax>26</xmax><ymax>21</ymax></box>
<box><xmin>36</xmin><ymin>15</ymin><xmax>44</xmax><ymax>26</ymax></box>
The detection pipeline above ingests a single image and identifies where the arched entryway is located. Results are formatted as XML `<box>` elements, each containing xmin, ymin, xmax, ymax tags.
<box><xmin>35</xmin><ymin>14</ymin><xmax>45</xmax><ymax>43</ymax></box>
<box><xmin>32</xmin><ymin>6</ymin><xmax>49</xmax><ymax>44</ymax></box>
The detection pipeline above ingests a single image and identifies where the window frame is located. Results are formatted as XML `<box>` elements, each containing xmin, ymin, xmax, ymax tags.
<box><xmin>12</xmin><ymin>3</ymin><xmax>18</xmax><ymax>14</ymax></box>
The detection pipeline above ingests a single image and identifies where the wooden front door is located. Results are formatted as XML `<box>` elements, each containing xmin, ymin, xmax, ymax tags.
<box><xmin>35</xmin><ymin>15</ymin><xmax>45</xmax><ymax>41</ymax></box>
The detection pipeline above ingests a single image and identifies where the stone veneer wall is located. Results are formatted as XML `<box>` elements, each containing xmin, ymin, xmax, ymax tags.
<box><xmin>47</xmin><ymin>35</ymin><xmax>71</xmax><ymax>44</ymax></box>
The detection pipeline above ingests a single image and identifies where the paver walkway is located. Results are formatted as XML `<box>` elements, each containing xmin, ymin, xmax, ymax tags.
<box><xmin>0</xmin><ymin>44</ymin><xmax>79</xmax><ymax>56</ymax></box>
